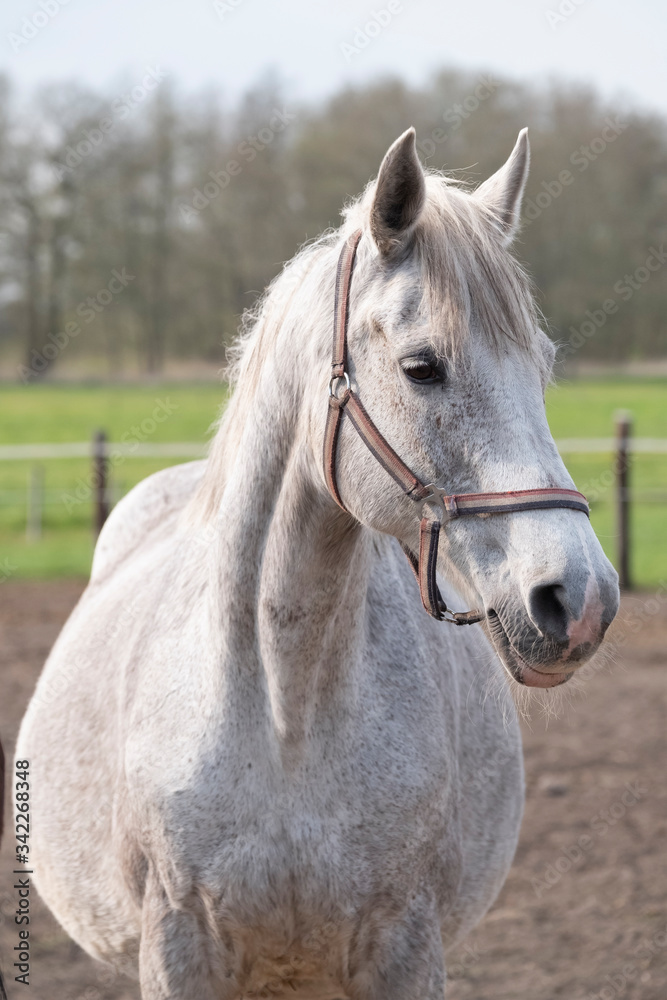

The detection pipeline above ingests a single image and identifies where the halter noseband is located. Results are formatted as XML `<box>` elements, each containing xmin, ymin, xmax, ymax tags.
<box><xmin>323</xmin><ymin>229</ymin><xmax>589</xmax><ymax>624</ymax></box>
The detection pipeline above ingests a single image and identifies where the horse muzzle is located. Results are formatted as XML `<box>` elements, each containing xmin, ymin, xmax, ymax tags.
<box><xmin>485</xmin><ymin>598</ymin><xmax>615</xmax><ymax>689</ymax></box>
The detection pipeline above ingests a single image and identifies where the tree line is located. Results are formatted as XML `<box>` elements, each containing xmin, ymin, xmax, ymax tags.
<box><xmin>0</xmin><ymin>67</ymin><xmax>665</xmax><ymax>379</ymax></box>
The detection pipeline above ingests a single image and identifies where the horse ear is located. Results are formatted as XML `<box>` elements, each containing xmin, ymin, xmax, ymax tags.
<box><xmin>475</xmin><ymin>128</ymin><xmax>530</xmax><ymax>244</ymax></box>
<box><xmin>370</xmin><ymin>128</ymin><xmax>426</xmax><ymax>256</ymax></box>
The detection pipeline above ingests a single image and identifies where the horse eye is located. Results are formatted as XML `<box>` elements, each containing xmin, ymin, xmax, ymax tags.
<box><xmin>403</xmin><ymin>361</ymin><xmax>440</xmax><ymax>384</ymax></box>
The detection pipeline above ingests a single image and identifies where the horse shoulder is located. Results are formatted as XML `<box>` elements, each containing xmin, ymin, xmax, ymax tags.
<box><xmin>90</xmin><ymin>459</ymin><xmax>207</xmax><ymax>584</ymax></box>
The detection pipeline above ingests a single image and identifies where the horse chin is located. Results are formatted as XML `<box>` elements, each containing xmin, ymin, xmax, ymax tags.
<box><xmin>514</xmin><ymin>660</ymin><xmax>574</xmax><ymax>689</ymax></box>
<box><xmin>485</xmin><ymin>612</ymin><xmax>574</xmax><ymax>689</ymax></box>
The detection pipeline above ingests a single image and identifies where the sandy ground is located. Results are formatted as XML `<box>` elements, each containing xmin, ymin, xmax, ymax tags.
<box><xmin>0</xmin><ymin>581</ymin><xmax>665</xmax><ymax>1000</ymax></box>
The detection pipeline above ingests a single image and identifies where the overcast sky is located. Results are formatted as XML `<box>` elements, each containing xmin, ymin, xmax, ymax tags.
<box><xmin>1</xmin><ymin>0</ymin><xmax>665</xmax><ymax>116</ymax></box>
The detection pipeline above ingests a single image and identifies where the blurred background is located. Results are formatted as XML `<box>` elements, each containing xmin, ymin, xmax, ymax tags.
<box><xmin>0</xmin><ymin>3</ymin><xmax>666</xmax><ymax>999</ymax></box>
<box><xmin>0</xmin><ymin>0</ymin><xmax>665</xmax><ymax>582</ymax></box>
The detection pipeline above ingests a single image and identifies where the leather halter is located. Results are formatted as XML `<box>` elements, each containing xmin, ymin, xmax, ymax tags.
<box><xmin>323</xmin><ymin>229</ymin><xmax>590</xmax><ymax>624</ymax></box>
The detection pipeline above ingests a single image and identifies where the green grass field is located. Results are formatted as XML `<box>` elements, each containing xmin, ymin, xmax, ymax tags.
<box><xmin>0</xmin><ymin>378</ymin><xmax>665</xmax><ymax>585</ymax></box>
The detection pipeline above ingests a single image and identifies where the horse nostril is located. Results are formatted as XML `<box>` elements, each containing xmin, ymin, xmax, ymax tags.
<box><xmin>528</xmin><ymin>583</ymin><xmax>569</xmax><ymax>643</ymax></box>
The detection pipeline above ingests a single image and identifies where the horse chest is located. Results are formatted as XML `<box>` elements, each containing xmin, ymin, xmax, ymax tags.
<box><xmin>122</xmin><ymin>634</ymin><xmax>522</xmax><ymax>984</ymax></box>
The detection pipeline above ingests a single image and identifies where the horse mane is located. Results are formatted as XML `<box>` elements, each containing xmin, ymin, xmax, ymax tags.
<box><xmin>189</xmin><ymin>232</ymin><xmax>340</xmax><ymax>523</ymax></box>
<box><xmin>190</xmin><ymin>170</ymin><xmax>546</xmax><ymax>523</ymax></box>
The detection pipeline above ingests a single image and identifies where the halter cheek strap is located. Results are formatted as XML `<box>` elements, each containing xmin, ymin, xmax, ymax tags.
<box><xmin>323</xmin><ymin>229</ymin><xmax>589</xmax><ymax>624</ymax></box>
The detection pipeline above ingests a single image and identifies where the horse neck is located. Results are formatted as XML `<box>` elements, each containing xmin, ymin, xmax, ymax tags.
<box><xmin>206</xmin><ymin>322</ymin><xmax>372</xmax><ymax>749</ymax></box>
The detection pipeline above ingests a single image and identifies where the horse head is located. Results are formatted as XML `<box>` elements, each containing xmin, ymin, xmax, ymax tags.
<box><xmin>321</xmin><ymin>127</ymin><xmax>619</xmax><ymax>688</ymax></box>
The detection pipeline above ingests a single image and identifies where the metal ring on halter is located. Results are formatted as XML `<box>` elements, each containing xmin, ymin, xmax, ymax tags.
<box><xmin>328</xmin><ymin>371</ymin><xmax>351</xmax><ymax>398</ymax></box>
<box><xmin>415</xmin><ymin>484</ymin><xmax>452</xmax><ymax>520</ymax></box>
<box><xmin>442</xmin><ymin>608</ymin><xmax>486</xmax><ymax>626</ymax></box>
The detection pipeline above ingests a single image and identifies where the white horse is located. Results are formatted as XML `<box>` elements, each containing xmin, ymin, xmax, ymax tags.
<box><xmin>17</xmin><ymin>128</ymin><xmax>618</xmax><ymax>999</ymax></box>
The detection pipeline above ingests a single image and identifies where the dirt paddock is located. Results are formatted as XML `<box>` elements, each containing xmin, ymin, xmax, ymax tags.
<box><xmin>0</xmin><ymin>581</ymin><xmax>665</xmax><ymax>1000</ymax></box>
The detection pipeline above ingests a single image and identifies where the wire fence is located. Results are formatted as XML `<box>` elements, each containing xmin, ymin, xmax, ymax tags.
<box><xmin>0</xmin><ymin>419</ymin><xmax>665</xmax><ymax>587</ymax></box>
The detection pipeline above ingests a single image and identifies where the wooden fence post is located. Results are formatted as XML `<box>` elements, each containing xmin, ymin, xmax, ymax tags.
<box><xmin>93</xmin><ymin>430</ymin><xmax>109</xmax><ymax>537</ymax></box>
<box><xmin>0</xmin><ymin>731</ymin><xmax>5</xmax><ymax>843</ymax></box>
<box><xmin>615</xmin><ymin>410</ymin><xmax>632</xmax><ymax>590</ymax></box>
<box><xmin>26</xmin><ymin>464</ymin><xmax>44</xmax><ymax>542</ymax></box>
